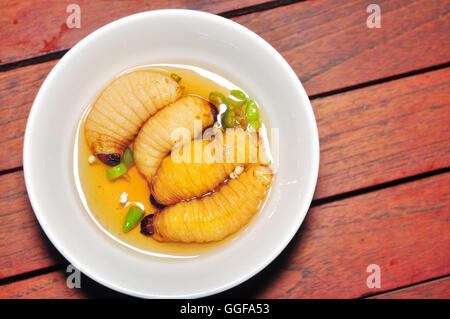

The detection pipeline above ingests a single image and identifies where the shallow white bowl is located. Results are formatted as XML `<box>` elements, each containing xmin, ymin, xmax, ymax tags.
<box><xmin>23</xmin><ymin>10</ymin><xmax>319</xmax><ymax>298</ymax></box>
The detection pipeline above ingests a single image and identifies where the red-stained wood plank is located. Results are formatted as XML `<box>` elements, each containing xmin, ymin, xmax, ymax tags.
<box><xmin>2</xmin><ymin>0</ymin><xmax>449</xmax><ymax>97</ymax></box>
<box><xmin>233</xmin><ymin>0</ymin><xmax>450</xmax><ymax>96</ymax></box>
<box><xmin>0</xmin><ymin>0</ymin><xmax>271</xmax><ymax>65</ymax></box>
<box><xmin>0</xmin><ymin>269</ymin><xmax>124</xmax><ymax>299</ymax></box>
<box><xmin>1</xmin><ymin>172</ymin><xmax>449</xmax><ymax>298</ymax></box>
<box><xmin>0</xmin><ymin>61</ymin><xmax>57</xmax><ymax>172</ymax></box>
<box><xmin>0</xmin><ymin>271</ymin><xmax>85</xmax><ymax>299</ymax></box>
<box><xmin>313</xmin><ymin>67</ymin><xmax>450</xmax><ymax>199</ymax></box>
<box><xmin>369</xmin><ymin>276</ymin><xmax>450</xmax><ymax>299</ymax></box>
<box><xmin>1</xmin><ymin>61</ymin><xmax>449</xmax><ymax>198</ymax></box>
<box><xmin>220</xmin><ymin>172</ymin><xmax>450</xmax><ymax>298</ymax></box>
<box><xmin>0</xmin><ymin>171</ymin><xmax>63</xmax><ymax>279</ymax></box>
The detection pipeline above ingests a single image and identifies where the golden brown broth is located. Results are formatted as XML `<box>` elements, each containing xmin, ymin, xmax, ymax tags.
<box><xmin>74</xmin><ymin>64</ymin><xmax>273</xmax><ymax>258</ymax></box>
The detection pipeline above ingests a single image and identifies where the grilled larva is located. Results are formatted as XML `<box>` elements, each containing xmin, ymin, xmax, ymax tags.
<box><xmin>141</xmin><ymin>165</ymin><xmax>272</xmax><ymax>243</ymax></box>
<box><xmin>84</xmin><ymin>70</ymin><xmax>182</xmax><ymax>165</ymax></box>
<box><xmin>134</xmin><ymin>95</ymin><xmax>216</xmax><ymax>182</ymax></box>
<box><xmin>151</xmin><ymin>130</ymin><xmax>261</xmax><ymax>205</ymax></box>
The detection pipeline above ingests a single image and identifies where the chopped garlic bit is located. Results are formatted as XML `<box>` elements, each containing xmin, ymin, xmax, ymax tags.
<box><xmin>88</xmin><ymin>155</ymin><xmax>96</xmax><ymax>164</ymax></box>
<box><xmin>119</xmin><ymin>192</ymin><xmax>128</xmax><ymax>204</ymax></box>
<box><xmin>230</xmin><ymin>166</ymin><xmax>244</xmax><ymax>179</ymax></box>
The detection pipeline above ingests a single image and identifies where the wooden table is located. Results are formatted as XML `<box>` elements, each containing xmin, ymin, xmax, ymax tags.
<box><xmin>0</xmin><ymin>0</ymin><xmax>449</xmax><ymax>299</ymax></box>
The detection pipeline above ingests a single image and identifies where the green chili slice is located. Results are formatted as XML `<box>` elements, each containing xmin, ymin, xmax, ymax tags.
<box><xmin>228</xmin><ymin>90</ymin><xmax>247</xmax><ymax>107</ymax></box>
<box><xmin>123</xmin><ymin>206</ymin><xmax>145</xmax><ymax>232</ymax></box>
<box><xmin>170</xmin><ymin>73</ymin><xmax>182</xmax><ymax>82</ymax></box>
<box><xmin>222</xmin><ymin>110</ymin><xmax>237</xmax><ymax>128</ymax></box>
<box><xmin>123</xmin><ymin>146</ymin><xmax>134</xmax><ymax>167</ymax></box>
<box><xmin>247</xmin><ymin>119</ymin><xmax>261</xmax><ymax>132</ymax></box>
<box><xmin>106</xmin><ymin>163</ymin><xmax>127</xmax><ymax>180</ymax></box>
<box><xmin>245</xmin><ymin>100</ymin><xmax>259</xmax><ymax>122</ymax></box>
<box><xmin>209</xmin><ymin>92</ymin><xmax>228</xmax><ymax>108</ymax></box>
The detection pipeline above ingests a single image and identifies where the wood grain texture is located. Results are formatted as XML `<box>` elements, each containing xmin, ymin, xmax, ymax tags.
<box><xmin>0</xmin><ymin>271</ymin><xmax>83</xmax><ymax>299</ymax></box>
<box><xmin>0</xmin><ymin>61</ymin><xmax>57</xmax><ymax>172</ymax></box>
<box><xmin>0</xmin><ymin>173</ymin><xmax>448</xmax><ymax>298</ymax></box>
<box><xmin>218</xmin><ymin>172</ymin><xmax>450</xmax><ymax>298</ymax></box>
<box><xmin>313</xmin><ymin>67</ymin><xmax>450</xmax><ymax>199</ymax></box>
<box><xmin>0</xmin><ymin>268</ymin><xmax>126</xmax><ymax>299</ymax></box>
<box><xmin>1</xmin><ymin>61</ymin><xmax>448</xmax><ymax>198</ymax></box>
<box><xmin>1</xmin><ymin>0</ymin><xmax>449</xmax><ymax>96</ymax></box>
<box><xmin>370</xmin><ymin>276</ymin><xmax>450</xmax><ymax>299</ymax></box>
<box><xmin>0</xmin><ymin>171</ymin><xmax>63</xmax><ymax>279</ymax></box>
<box><xmin>233</xmin><ymin>0</ymin><xmax>450</xmax><ymax>95</ymax></box>
<box><xmin>0</xmin><ymin>0</ymin><xmax>271</xmax><ymax>65</ymax></box>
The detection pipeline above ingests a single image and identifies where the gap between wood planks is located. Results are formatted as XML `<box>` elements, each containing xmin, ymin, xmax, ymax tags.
<box><xmin>0</xmin><ymin>264</ymin><xmax>63</xmax><ymax>287</ymax></box>
<box><xmin>309</xmin><ymin>61</ymin><xmax>450</xmax><ymax>100</ymax></box>
<box><xmin>311</xmin><ymin>166</ymin><xmax>450</xmax><ymax>208</ymax></box>
<box><xmin>219</xmin><ymin>0</ymin><xmax>306</xmax><ymax>19</ymax></box>
<box><xmin>364</xmin><ymin>274</ymin><xmax>450</xmax><ymax>299</ymax></box>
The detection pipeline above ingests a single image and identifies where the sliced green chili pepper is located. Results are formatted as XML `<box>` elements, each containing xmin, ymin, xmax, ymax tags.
<box><xmin>106</xmin><ymin>162</ymin><xmax>127</xmax><ymax>180</ymax></box>
<box><xmin>247</xmin><ymin>119</ymin><xmax>261</xmax><ymax>132</ymax></box>
<box><xmin>209</xmin><ymin>92</ymin><xmax>228</xmax><ymax>108</ymax></box>
<box><xmin>228</xmin><ymin>90</ymin><xmax>247</xmax><ymax>107</ymax></box>
<box><xmin>234</xmin><ymin>108</ymin><xmax>246</xmax><ymax>125</ymax></box>
<box><xmin>123</xmin><ymin>146</ymin><xmax>134</xmax><ymax>167</ymax></box>
<box><xmin>123</xmin><ymin>206</ymin><xmax>145</xmax><ymax>232</ymax></box>
<box><xmin>222</xmin><ymin>110</ymin><xmax>237</xmax><ymax>128</ymax></box>
<box><xmin>234</xmin><ymin>108</ymin><xmax>245</xmax><ymax>117</ymax></box>
<box><xmin>245</xmin><ymin>100</ymin><xmax>259</xmax><ymax>122</ymax></box>
<box><xmin>170</xmin><ymin>73</ymin><xmax>182</xmax><ymax>82</ymax></box>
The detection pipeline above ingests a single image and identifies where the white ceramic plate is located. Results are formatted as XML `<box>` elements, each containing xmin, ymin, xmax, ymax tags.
<box><xmin>23</xmin><ymin>10</ymin><xmax>319</xmax><ymax>298</ymax></box>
